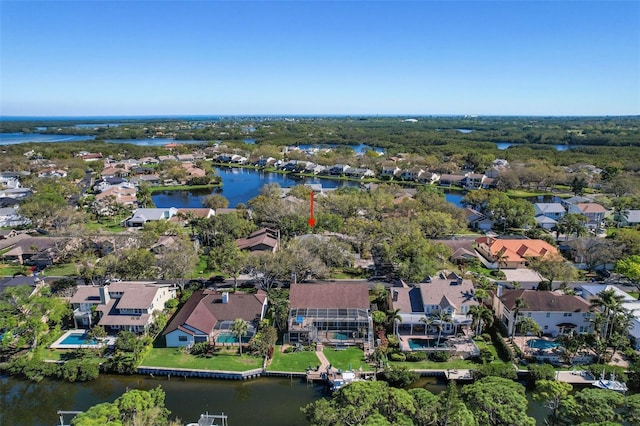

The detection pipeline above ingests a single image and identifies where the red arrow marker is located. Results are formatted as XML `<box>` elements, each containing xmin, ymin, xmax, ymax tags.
<box><xmin>308</xmin><ymin>191</ymin><xmax>316</xmax><ymax>227</ymax></box>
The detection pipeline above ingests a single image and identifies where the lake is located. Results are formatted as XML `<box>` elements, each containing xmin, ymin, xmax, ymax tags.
<box><xmin>496</xmin><ymin>142</ymin><xmax>575</xmax><ymax>151</ymax></box>
<box><xmin>152</xmin><ymin>167</ymin><xmax>466</xmax><ymax>208</ymax></box>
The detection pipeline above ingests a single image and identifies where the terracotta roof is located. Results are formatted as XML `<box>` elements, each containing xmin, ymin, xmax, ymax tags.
<box><xmin>289</xmin><ymin>283</ymin><xmax>370</xmax><ymax>310</ymax></box>
<box><xmin>576</xmin><ymin>203</ymin><xmax>606</xmax><ymax>214</ymax></box>
<box><xmin>475</xmin><ymin>237</ymin><xmax>558</xmax><ymax>263</ymax></box>
<box><xmin>499</xmin><ymin>289</ymin><xmax>591</xmax><ymax>313</ymax></box>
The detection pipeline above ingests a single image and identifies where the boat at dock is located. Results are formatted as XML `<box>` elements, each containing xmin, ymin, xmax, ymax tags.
<box><xmin>185</xmin><ymin>412</ymin><xmax>228</xmax><ymax>426</ymax></box>
<box><xmin>592</xmin><ymin>372</ymin><xmax>628</xmax><ymax>393</ymax></box>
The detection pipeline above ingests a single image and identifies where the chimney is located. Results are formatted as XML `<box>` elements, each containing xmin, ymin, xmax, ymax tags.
<box><xmin>496</xmin><ymin>284</ymin><xmax>503</xmax><ymax>298</ymax></box>
<box><xmin>222</xmin><ymin>292</ymin><xmax>229</xmax><ymax>304</ymax></box>
<box><xmin>99</xmin><ymin>285</ymin><xmax>111</xmax><ymax>305</ymax></box>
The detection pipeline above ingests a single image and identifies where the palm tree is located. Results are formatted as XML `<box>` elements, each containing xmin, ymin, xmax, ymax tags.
<box><xmin>386</xmin><ymin>308</ymin><xmax>402</xmax><ymax>335</ymax></box>
<box><xmin>231</xmin><ymin>318</ymin><xmax>249</xmax><ymax>356</ymax></box>
<box><xmin>467</xmin><ymin>305</ymin><xmax>494</xmax><ymax>336</ymax></box>
<box><xmin>590</xmin><ymin>289</ymin><xmax>625</xmax><ymax>340</ymax></box>
<box><xmin>518</xmin><ymin>317</ymin><xmax>541</xmax><ymax>337</ymax></box>
<box><xmin>434</xmin><ymin>310</ymin><xmax>453</xmax><ymax>347</ymax></box>
<box><xmin>420</xmin><ymin>315</ymin><xmax>434</xmax><ymax>336</ymax></box>
<box><xmin>511</xmin><ymin>297</ymin><xmax>528</xmax><ymax>339</ymax></box>
<box><xmin>494</xmin><ymin>249</ymin><xmax>509</xmax><ymax>272</ymax></box>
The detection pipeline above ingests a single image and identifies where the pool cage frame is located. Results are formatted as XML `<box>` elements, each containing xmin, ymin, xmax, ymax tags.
<box><xmin>285</xmin><ymin>307</ymin><xmax>374</xmax><ymax>348</ymax></box>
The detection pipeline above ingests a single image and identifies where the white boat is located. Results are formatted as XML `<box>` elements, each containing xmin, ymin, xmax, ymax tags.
<box><xmin>329</xmin><ymin>370</ymin><xmax>359</xmax><ymax>392</ymax></box>
<box><xmin>592</xmin><ymin>372</ymin><xmax>628</xmax><ymax>393</ymax></box>
<box><xmin>185</xmin><ymin>412</ymin><xmax>228</xmax><ymax>426</ymax></box>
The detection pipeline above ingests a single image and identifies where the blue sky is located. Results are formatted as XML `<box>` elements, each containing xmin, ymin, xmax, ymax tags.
<box><xmin>1</xmin><ymin>1</ymin><xmax>638</xmax><ymax>116</ymax></box>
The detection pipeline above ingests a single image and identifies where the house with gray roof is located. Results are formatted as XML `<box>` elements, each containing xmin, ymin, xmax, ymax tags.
<box><xmin>534</xmin><ymin>203</ymin><xmax>566</xmax><ymax>220</ymax></box>
<box><xmin>70</xmin><ymin>281</ymin><xmax>176</xmax><ymax>333</ymax></box>
<box><xmin>391</xmin><ymin>272</ymin><xmax>477</xmax><ymax>337</ymax></box>
<box><xmin>123</xmin><ymin>207</ymin><xmax>178</xmax><ymax>227</ymax></box>
<box><xmin>620</xmin><ymin>210</ymin><xmax>640</xmax><ymax>227</ymax></box>
<box><xmin>163</xmin><ymin>289</ymin><xmax>267</xmax><ymax>347</ymax></box>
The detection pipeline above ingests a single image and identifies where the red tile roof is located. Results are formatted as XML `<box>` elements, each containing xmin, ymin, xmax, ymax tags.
<box><xmin>289</xmin><ymin>283</ymin><xmax>370</xmax><ymax>310</ymax></box>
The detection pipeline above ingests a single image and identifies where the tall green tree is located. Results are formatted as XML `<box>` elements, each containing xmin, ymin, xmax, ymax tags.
<box><xmin>231</xmin><ymin>318</ymin><xmax>249</xmax><ymax>356</ymax></box>
<box><xmin>461</xmin><ymin>376</ymin><xmax>535</xmax><ymax>426</ymax></box>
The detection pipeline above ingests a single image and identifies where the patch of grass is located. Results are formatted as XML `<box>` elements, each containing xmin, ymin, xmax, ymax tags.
<box><xmin>83</xmin><ymin>221</ymin><xmax>126</xmax><ymax>233</ymax></box>
<box><xmin>267</xmin><ymin>346</ymin><xmax>320</xmax><ymax>372</ymax></box>
<box><xmin>42</xmin><ymin>263</ymin><xmax>77</xmax><ymax>277</ymax></box>
<box><xmin>0</xmin><ymin>264</ymin><xmax>28</xmax><ymax>276</ymax></box>
<box><xmin>505</xmin><ymin>189</ymin><xmax>554</xmax><ymax>198</ymax></box>
<box><xmin>141</xmin><ymin>347</ymin><xmax>262</xmax><ymax>372</ymax></box>
<box><xmin>627</xmin><ymin>291</ymin><xmax>639</xmax><ymax>299</ymax></box>
<box><xmin>323</xmin><ymin>347</ymin><xmax>367</xmax><ymax>370</ymax></box>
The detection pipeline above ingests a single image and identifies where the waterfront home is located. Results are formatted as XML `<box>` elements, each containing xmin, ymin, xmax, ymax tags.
<box><xmin>438</xmin><ymin>174</ymin><xmax>466</xmax><ymax>187</ymax></box>
<box><xmin>533</xmin><ymin>203</ymin><xmax>566</xmax><ymax>221</ymax></box>
<box><xmin>400</xmin><ymin>167</ymin><xmax>425</xmax><ymax>181</ymax></box>
<box><xmin>568</xmin><ymin>203</ymin><xmax>607</xmax><ymax>230</ymax></box>
<box><xmin>163</xmin><ymin>289</ymin><xmax>267</xmax><ymax>347</ymax></box>
<box><xmin>123</xmin><ymin>207</ymin><xmax>179</xmax><ymax>227</ymax></box>
<box><xmin>490</xmin><ymin>288</ymin><xmax>592</xmax><ymax>337</ymax></box>
<box><xmin>170</xmin><ymin>208</ymin><xmax>215</xmax><ymax>223</ymax></box>
<box><xmin>304</xmin><ymin>162</ymin><xmax>326</xmax><ymax>174</ymax></box>
<box><xmin>392</xmin><ymin>272</ymin><xmax>477</xmax><ymax>337</ymax></box>
<box><xmin>287</xmin><ymin>282</ymin><xmax>373</xmax><ymax>350</ymax></box>
<box><xmin>475</xmin><ymin>236</ymin><xmax>558</xmax><ymax>269</ymax></box>
<box><xmin>344</xmin><ymin>167</ymin><xmax>375</xmax><ymax>179</ymax></box>
<box><xmin>130</xmin><ymin>174</ymin><xmax>161</xmax><ymax>186</ymax></box>
<box><xmin>560</xmin><ymin>195</ymin><xmax>593</xmax><ymax>208</ymax></box>
<box><xmin>71</xmin><ymin>281</ymin><xmax>176</xmax><ymax>333</ymax></box>
<box><xmin>236</xmin><ymin>228</ymin><xmax>279</xmax><ymax>252</ymax></box>
<box><xmin>418</xmin><ymin>171</ymin><xmax>441</xmax><ymax>185</ymax></box>
<box><xmin>380</xmin><ymin>165</ymin><xmax>401</xmax><ymax>179</ymax></box>
<box><xmin>578</xmin><ymin>284</ymin><xmax>640</xmax><ymax>349</ymax></box>
<box><xmin>328</xmin><ymin>164</ymin><xmax>351</xmax><ymax>175</ymax></box>
<box><xmin>255</xmin><ymin>157</ymin><xmax>277</xmax><ymax>167</ymax></box>
<box><xmin>462</xmin><ymin>173</ymin><xmax>488</xmax><ymax>190</ymax></box>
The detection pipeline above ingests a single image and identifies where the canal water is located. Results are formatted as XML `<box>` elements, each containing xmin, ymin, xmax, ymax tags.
<box><xmin>152</xmin><ymin>167</ymin><xmax>465</xmax><ymax>209</ymax></box>
<box><xmin>1</xmin><ymin>374</ymin><xmax>326</xmax><ymax>426</ymax></box>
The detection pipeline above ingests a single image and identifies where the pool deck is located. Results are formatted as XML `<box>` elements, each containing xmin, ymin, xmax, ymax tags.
<box><xmin>50</xmin><ymin>329</ymin><xmax>116</xmax><ymax>350</ymax></box>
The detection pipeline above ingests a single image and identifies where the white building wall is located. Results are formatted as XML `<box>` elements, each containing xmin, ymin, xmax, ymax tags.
<box><xmin>522</xmin><ymin>311</ymin><xmax>592</xmax><ymax>337</ymax></box>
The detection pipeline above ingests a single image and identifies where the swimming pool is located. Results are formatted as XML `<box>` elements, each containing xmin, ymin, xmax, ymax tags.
<box><xmin>408</xmin><ymin>338</ymin><xmax>447</xmax><ymax>350</ymax></box>
<box><xmin>527</xmin><ymin>339</ymin><xmax>560</xmax><ymax>350</ymax></box>
<box><xmin>60</xmin><ymin>332</ymin><xmax>98</xmax><ymax>346</ymax></box>
<box><xmin>215</xmin><ymin>333</ymin><xmax>250</xmax><ymax>344</ymax></box>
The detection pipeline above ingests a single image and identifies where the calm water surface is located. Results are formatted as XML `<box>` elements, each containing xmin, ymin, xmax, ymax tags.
<box><xmin>0</xmin><ymin>133</ymin><xmax>95</xmax><ymax>145</ymax></box>
<box><xmin>152</xmin><ymin>167</ymin><xmax>465</xmax><ymax>209</ymax></box>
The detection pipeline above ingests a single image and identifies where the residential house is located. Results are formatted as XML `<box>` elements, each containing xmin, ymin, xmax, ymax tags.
<box><xmin>438</xmin><ymin>174</ymin><xmax>466</xmax><ymax>187</ymax></box>
<box><xmin>568</xmin><ymin>203</ymin><xmax>607</xmax><ymax>229</ymax></box>
<box><xmin>328</xmin><ymin>164</ymin><xmax>350</xmax><ymax>175</ymax></box>
<box><xmin>236</xmin><ymin>228</ymin><xmax>279</xmax><ymax>252</ymax></box>
<box><xmin>163</xmin><ymin>289</ymin><xmax>268</xmax><ymax>347</ymax></box>
<box><xmin>37</xmin><ymin>168</ymin><xmax>68</xmax><ymax>178</ymax></box>
<box><xmin>158</xmin><ymin>155</ymin><xmax>177</xmax><ymax>162</ymax></box>
<box><xmin>0</xmin><ymin>206</ymin><xmax>30</xmax><ymax>227</ymax></box>
<box><xmin>401</xmin><ymin>167</ymin><xmax>424</xmax><ymax>181</ymax></box>
<box><xmin>620</xmin><ymin>210</ymin><xmax>640</xmax><ymax>227</ymax></box>
<box><xmin>462</xmin><ymin>173</ymin><xmax>488</xmax><ymax>190</ymax></box>
<box><xmin>491</xmin><ymin>288</ymin><xmax>593</xmax><ymax>337</ymax></box>
<box><xmin>418</xmin><ymin>171</ymin><xmax>441</xmax><ymax>185</ymax></box>
<box><xmin>0</xmin><ymin>173</ymin><xmax>22</xmax><ymax>189</ymax></box>
<box><xmin>130</xmin><ymin>174</ymin><xmax>161</xmax><ymax>186</ymax></box>
<box><xmin>79</xmin><ymin>152</ymin><xmax>103</xmax><ymax>162</ymax></box>
<box><xmin>304</xmin><ymin>163</ymin><xmax>326</xmax><ymax>175</ymax></box>
<box><xmin>380</xmin><ymin>166</ymin><xmax>401</xmax><ymax>179</ymax></box>
<box><xmin>139</xmin><ymin>157</ymin><xmax>160</xmax><ymax>165</ymax></box>
<box><xmin>170</xmin><ymin>208</ymin><xmax>216</xmax><ymax>223</ymax></box>
<box><xmin>438</xmin><ymin>240</ymin><xmax>480</xmax><ymax>265</ymax></box>
<box><xmin>95</xmin><ymin>186</ymin><xmax>137</xmax><ymax>207</ymax></box>
<box><xmin>150</xmin><ymin>235</ymin><xmax>180</xmax><ymax>254</ymax></box>
<box><xmin>464</xmin><ymin>208</ymin><xmax>494</xmax><ymax>232</ymax></box>
<box><xmin>0</xmin><ymin>188</ymin><xmax>32</xmax><ymax>200</ymax></box>
<box><xmin>391</xmin><ymin>272</ymin><xmax>477</xmax><ymax>337</ymax></box>
<box><xmin>535</xmin><ymin>215</ymin><xmax>558</xmax><ymax>230</ymax></box>
<box><xmin>560</xmin><ymin>196</ymin><xmax>593</xmax><ymax>208</ymax></box>
<box><xmin>344</xmin><ymin>168</ymin><xmax>375</xmax><ymax>179</ymax></box>
<box><xmin>287</xmin><ymin>282</ymin><xmax>373</xmax><ymax>349</ymax></box>
<box><xmin>533</xmin><ymin>203</ymin><xmax>566</xmax><ymax>221</ymax></box>
<box><xmin>2</xmin><ymin>236</ymin><xmax>71</xmax><ymax>266</ymax></box>
<box><xmin>71</xmin><ymin>282</ymin><xmax>176</xmax><ymax>333</ymax></box>
<box><xmin>124</xmin><ymin>207</ymin><xmax>179</xmax><ymax>227</ymax></box>
<box><xmin>475</xmin><ymin>236</ymin><xmax>558</xmax><ymax>269</ymax></box>
<box><xmin>485</xmin><ymin>159</ymin><xmax>509</xmax><ymax>179</ymax></box>
<box><xmin>255</xmin><ymin>157</ymin><xmax>277</xmax><ymax>167</ymax></box>
<box><xmin>176</xmin><ymin>154</ymin><xmax>196</xmax><ymax>162</ymax></box>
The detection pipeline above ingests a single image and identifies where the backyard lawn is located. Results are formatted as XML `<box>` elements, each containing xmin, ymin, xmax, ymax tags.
<box><xmin>41</xmin><ymin>263</ymin><xmax>77</xmax><ymax>277</ymax></box>
<box><xmin>142</xmin><ymin>347</ymin><xmax>263</xmax><ymax>372</ymax></box>
<box><xmin>267</xmin><ymin>346</ymin><xmax>320</xmax><ymax>372</ymax></box>
<box><xmin>323</xmin><ymin>347</ymin><xmax>368</xmax><ymax>371</ymax></box>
